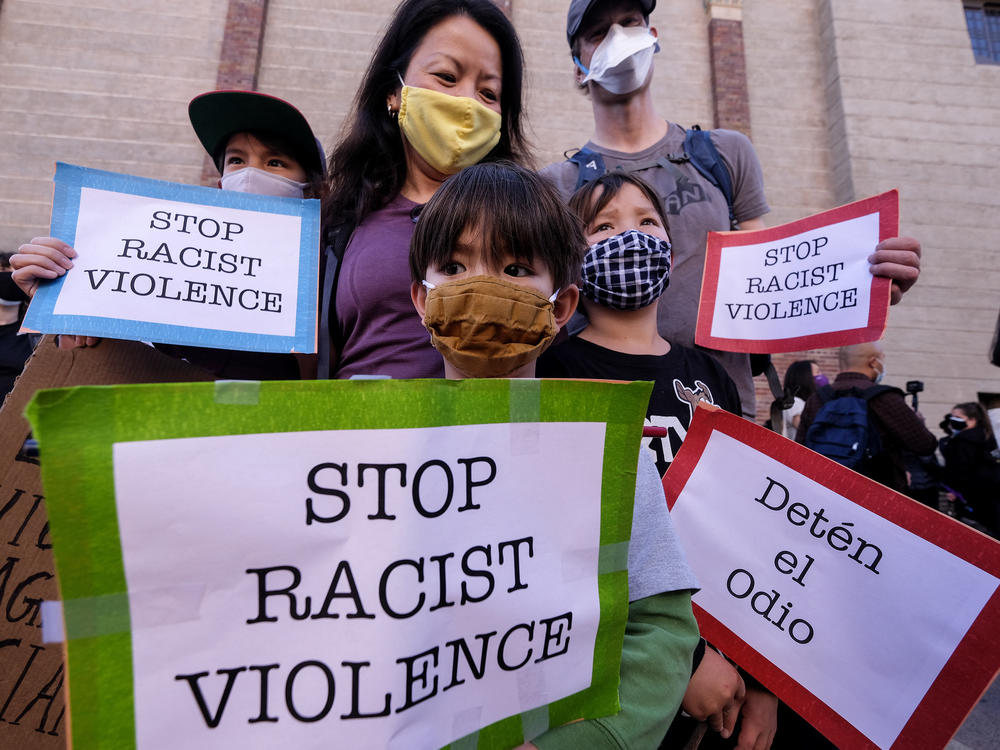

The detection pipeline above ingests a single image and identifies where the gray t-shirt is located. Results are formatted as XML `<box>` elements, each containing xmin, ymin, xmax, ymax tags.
<box><xmin>628</xmin><ymin>449</ymin><xmax>698</xmax><ymax>600</ymax></box>
<box><xmin>541</xmin><ymin>122</ymin><xmax>770</xmax><ymax>417</ymax></box>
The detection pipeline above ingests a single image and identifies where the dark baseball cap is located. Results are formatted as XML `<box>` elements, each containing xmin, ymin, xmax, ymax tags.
<box><xmin>566</xmin><ymin>0</ymin><xmax>656</xmax><ymax>46</ymax></box>
<box><xmin>188</xmin><ymin>90</ymin><xmax>326</xmax><ymax>177</ymax></box>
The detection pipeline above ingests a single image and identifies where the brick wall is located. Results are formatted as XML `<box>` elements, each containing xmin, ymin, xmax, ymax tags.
<box><xmin>0</xmin><ymin>0</ymin><xmax>228</xmax><ymax>252</ymax></box>
<box><xmin>742</xmin><ymin>0</ymin><xmax>838</xmax><ymax>227</ymax></box>
<box><xmin>253</xmin><ymin>0</ymin><xmax>393</xmax><ymax>162</ymax></box>
<box><xmin>708</xmin><ymin>17</ymin><xmax>751</xmax><ymax>135</ymax></box>
<box><xmin>1</xmin><ymin>0</ymin><xmax>997</xmax><ymax>429</ymax></box>
<box><xmin>753</xmin><ymin>348</ymin><xmax>841</xmax><ymax>425</ymax></box>
<box><xmin>197</xmin><ymin>0</ymin><xmax>270</xmax><ymax>185</ymax></box>
<box><xmin>818</xmin><ymin>0</ymin><xmax>1000</xmax><ymax>432</ymax></box>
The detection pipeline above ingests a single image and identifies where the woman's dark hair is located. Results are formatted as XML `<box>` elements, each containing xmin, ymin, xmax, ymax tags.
<box><xmin>323</xmin><ymin>0</ymin><xmax>529</xmax><ymax>233</ymax></box>
<box><xmin>783</xmin><ymin>359</ymin><xmax>819</xmax><ymax>401</ymax></box>
<box><xmin>409</xmin><ymin>162</ymin><xmax>586</xmax><ymax>290</ymax></box>
<box><xmin>955</xmin><ymin>402</ymin><xmax>992</xmax><ymax>438</ymax></box>
<box><xmin>568</xmin><ymin>172</ymin><xmax>670</xmax><ymax>235</ymax></box>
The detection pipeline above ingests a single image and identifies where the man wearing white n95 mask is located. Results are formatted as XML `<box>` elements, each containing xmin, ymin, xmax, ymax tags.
<box><xmin>542</xmin><ymin>0</ymin><xmax>923</xmax><ymax>424</ymax></box>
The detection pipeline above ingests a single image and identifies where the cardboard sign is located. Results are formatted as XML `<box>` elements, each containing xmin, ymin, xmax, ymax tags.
<box><xmin>664</xmin><ymin>405</ymin><xmax>1000</xmax><ymax>750</ymax></box>
<box><xmin>22</xmin><ymin>163</ymin><xmax>320</xmax><ymax>353</ymax></box>
<box><xmin>695</xmin><ymin>191</ymin><xmax>897</xmax><ymax>353</ymax></box>
<box><xmin>25</xmin><ymin>379</ymin><xmax>653</xmax><ymax>750</ymax></box>
<box><xmin>0</xmin><ymin>337</ymin><xmax>212</xmax><ymax>750</ymax></box>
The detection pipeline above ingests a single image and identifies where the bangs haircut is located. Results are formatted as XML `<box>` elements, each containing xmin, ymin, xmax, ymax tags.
<box><xmin>568</xmin><ymin>171</ymin><xmax>669</xmax><ymax>233</ymax></box>
<box><xmin>410</xmin><ymin>162</ymin><xmax>585</xmax><ymax>289</ymax></box>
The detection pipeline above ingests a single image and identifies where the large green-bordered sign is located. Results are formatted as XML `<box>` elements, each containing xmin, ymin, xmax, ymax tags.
<box><xmin>27</xmin><ymin>378</ymin><xmax>652</xmax><ymax>750</ymax></box>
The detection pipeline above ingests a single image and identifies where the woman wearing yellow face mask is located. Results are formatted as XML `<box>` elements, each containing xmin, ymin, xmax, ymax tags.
<box><xmin>319</xmin><ymin>0</ymin><xmax>531</xmax><ymax>379</ymax></box>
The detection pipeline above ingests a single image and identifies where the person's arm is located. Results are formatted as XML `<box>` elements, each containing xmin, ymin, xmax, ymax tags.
<box><xmin>870</xmin><ymin>392</ymin><xmax>937</xmax><ymax>455</ymax></box>
<box><xmin>532</xmin><ymin>590</ymin><xmax>699</xmax><ymax>750</ymax></box>
<box><xmin>10</xmin><ymin>238</ymin><xmax>100</xmax><ymax>348</ymax></box>
<box><xmin>869</xmin><ymin>236</ymin><xmax>920</xmax><ymax>305</ymax></box>
<box><xmin>737</xmin><ymin>217</ymin><xmax>766</xmax><ymax>231</ymax></box>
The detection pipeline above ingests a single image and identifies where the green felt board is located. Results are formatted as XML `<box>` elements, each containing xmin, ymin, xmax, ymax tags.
<box><xmin>26</xmin><ymin>378</ymin><xmax>653</xmax><ymax>750</ymax></box>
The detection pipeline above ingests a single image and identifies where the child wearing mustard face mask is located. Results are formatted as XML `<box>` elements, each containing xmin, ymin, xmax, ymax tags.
<box><xmin>409</xmin><ymin>161</ymin><xmax>700</xmax><ymax>750</ymax></box>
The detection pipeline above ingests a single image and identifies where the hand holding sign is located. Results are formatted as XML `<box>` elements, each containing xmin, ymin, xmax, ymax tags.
<box><xmin>10</xmin><ymin>236</ymin><xmax>77</xmax><ymax>297</ymax></box>
<box><xmin>868</xmin><ymin>235</ymin><xmax>921</xmax><ymax>305</ymax></box>
<box><xmin>696</xmin><ymin>191</ymin><xmax>898</xmax><ymax>353</ymax></box>
<box><xmin>13</xmin><ymin>238</ymin><xmax>104</xmax><ymax>348</ymax></box>
<box><xmin>21</xmin><ymin>163</ymin><xmax>320</xmax><ymax>354</ymax></box>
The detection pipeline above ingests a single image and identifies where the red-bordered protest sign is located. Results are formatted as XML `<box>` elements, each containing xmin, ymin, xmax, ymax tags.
<box><xmin>664</xmin><ymin>405</ymin><xmax>1000</xmax><ymax>750</ymax></box>
<box><xmin>695</xmin><ymin>190</ymin><xmax>897</xmax><ymax>354</ymax></box>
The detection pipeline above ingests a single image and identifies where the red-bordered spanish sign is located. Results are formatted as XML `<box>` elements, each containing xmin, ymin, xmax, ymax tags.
<box><xmin>695</xmin><ymin>191</ymin><xmax>897</xmax><ymax>354</ymax></box>
<box><xmin>664</xmin><ymin>404</ymin><xmax>1000</xmax><ymax>750</ymax></box>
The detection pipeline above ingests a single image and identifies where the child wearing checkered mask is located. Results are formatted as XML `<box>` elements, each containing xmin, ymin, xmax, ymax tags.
<box><xmin>537</xmin><ymin>171</ymin><xmax>751</xmax><ymax>750</ymax></box>
<box><xmin>557</xmin><ymin>172</ymin><xmax>675</xmax><ymax>356</ymax></box>
<box><xmin>577</xmin><ymin>178</ymin><xmax>672</xmax><ymax>312</ymax></box>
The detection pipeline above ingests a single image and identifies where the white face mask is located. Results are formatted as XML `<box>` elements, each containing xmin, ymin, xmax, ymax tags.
<box><xmin>576</xmin><ymin>24</ymin><xmax>658</xmax><ymax>95</ymax></box>
<box><xmin>220</xmin><ymin>167</ymin><xmax>309</xmax><ymax>198</ymax></box>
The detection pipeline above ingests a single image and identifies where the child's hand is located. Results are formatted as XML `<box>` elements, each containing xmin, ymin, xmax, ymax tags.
<box><xmin>868</xmin><ymin>236</ymin><xmax>920</xmax><ymax>305</ymax></box>
<box><xmin>10</xmin><ymin>237</ymin><xmax>77</xmax><ymax>297</ymax></box>
<box><xmin>682</xmin><ymin>647</ymin><xmax>746</xmax><ymax>737</ymax></box>
<box><xmin>733</xmin><ymin>686</ymin><xmax>778</xmax><ymax>750</ymax></box>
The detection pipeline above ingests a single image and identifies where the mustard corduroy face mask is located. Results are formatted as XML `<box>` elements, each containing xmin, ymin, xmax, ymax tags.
<box><xmin>421</xmin><ymin>275</ymin><xmax>559</xmax><ymax>378</ymax></box>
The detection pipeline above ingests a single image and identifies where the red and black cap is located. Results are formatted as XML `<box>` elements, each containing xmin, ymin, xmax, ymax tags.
<box><xmin>188</xmin><ymin>90</ymin><xmax>325</xmax><ymax>177</ymax></box>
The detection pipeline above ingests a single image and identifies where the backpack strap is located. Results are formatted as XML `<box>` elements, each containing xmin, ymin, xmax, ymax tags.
<box><xmin>565</xmin><ymin>126</ymin><xmax>739</xmax><ymax>229</ymax></box>
<box><xmin>568</xmin><ymin>147</ymin><xmax>607</xmax><ymax>191</ymax></box>
<box><xmin>763</xmin><ymin>358</ymin><xmax>793</xmax><ymax>435</ymax></box>
<box><xmin>683</xmin><ymin>126</ymin><xmax>738</xmax><ymax>230</ymax></box>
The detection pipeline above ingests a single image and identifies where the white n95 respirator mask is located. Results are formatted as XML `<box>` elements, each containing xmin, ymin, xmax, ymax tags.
<box><xmin>576</xmin><ymin>24</ymin><xmax>659</xmax><ymax>95</ymax></box>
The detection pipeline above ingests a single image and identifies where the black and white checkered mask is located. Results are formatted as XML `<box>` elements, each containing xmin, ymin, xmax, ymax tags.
<box><xmin>580</xmin><ymin>229</ymin><xmax>672</xmax><ymax>310</ymax></box>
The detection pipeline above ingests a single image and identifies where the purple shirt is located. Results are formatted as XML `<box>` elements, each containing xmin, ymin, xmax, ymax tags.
<box><xmin>334</xmin><ymin>193</ymin><xmax>445</xmax><ymax>379</ymax></box>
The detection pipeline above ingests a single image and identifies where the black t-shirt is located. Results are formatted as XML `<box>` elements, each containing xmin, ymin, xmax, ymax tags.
<box><xmin>538</xmin><ymin>336</ymin><xmax>742</xmax><ymax>477</ymax></box>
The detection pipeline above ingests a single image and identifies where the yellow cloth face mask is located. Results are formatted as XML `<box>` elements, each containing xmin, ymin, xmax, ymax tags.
<box><xmin>398</xmin><ymin>84</ymin><xmax>502</xmax><ymax>175</ymax></box>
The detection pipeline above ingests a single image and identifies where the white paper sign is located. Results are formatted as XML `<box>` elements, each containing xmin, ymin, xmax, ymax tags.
<box><xmin>57</xmin><ymin>188</ymin><xmax>301</xmax><ymax>336</ymax></box>
<box><xmin>112</xmin><ymin>422</ymin><xmax>606</xmax><ymax>750</ymax></box>
<box><xmin>695</xmin><ymin>191</ymin><xmax>896</xmax><ymax>354</ymax></box>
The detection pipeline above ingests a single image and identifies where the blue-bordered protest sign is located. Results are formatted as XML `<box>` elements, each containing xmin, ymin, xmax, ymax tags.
<box><xmin>22</xmin><ymin>163</ymin><xmax>320</xmax><ymax>353</ymax></box>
